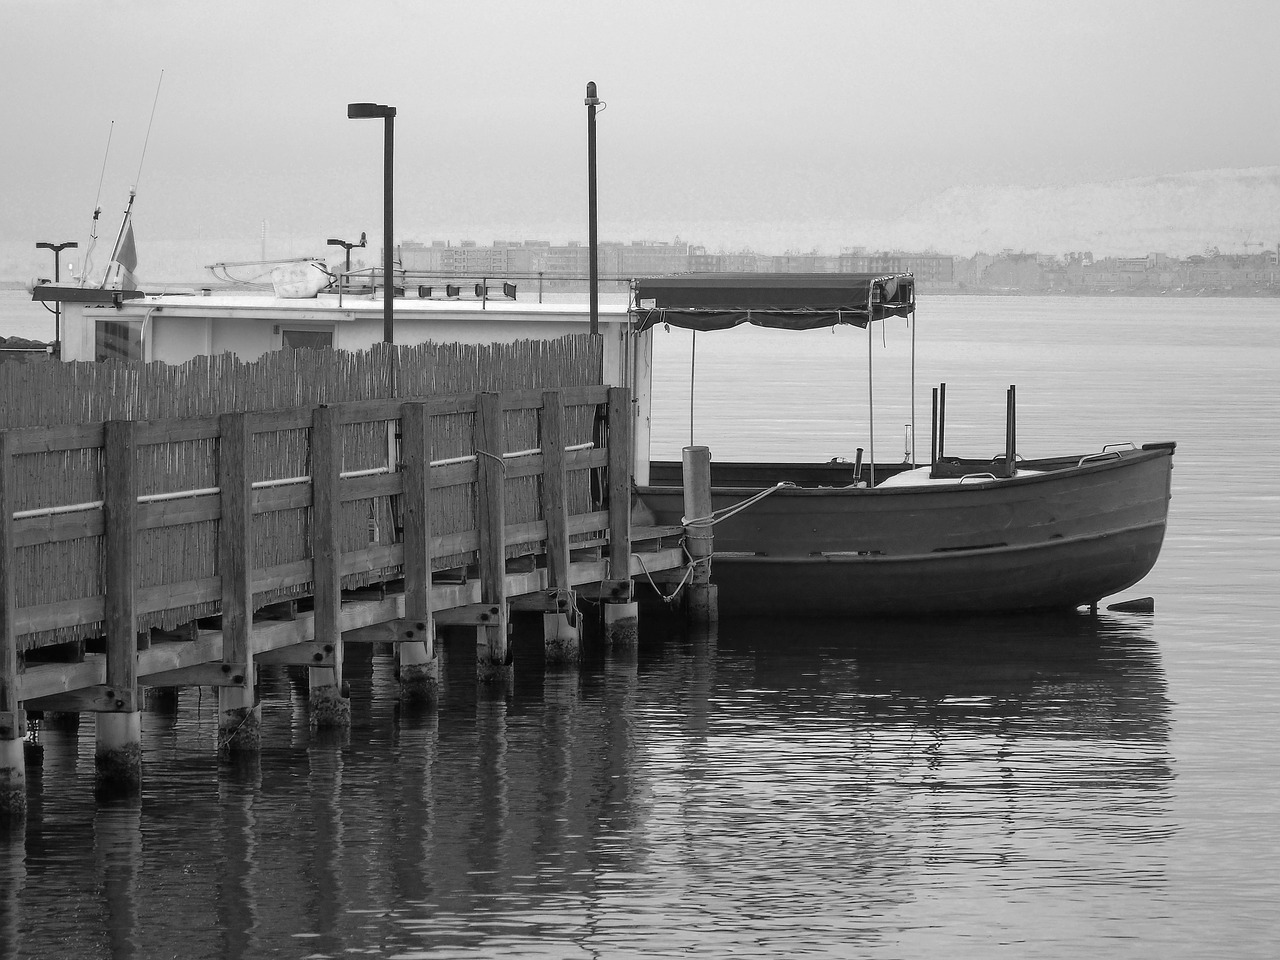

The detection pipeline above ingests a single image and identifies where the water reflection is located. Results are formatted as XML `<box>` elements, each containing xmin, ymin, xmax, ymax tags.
<box><xmin>6</xmin><ymin>611</ymin><xmax>1173</xmax><ymax>959</ymax></box>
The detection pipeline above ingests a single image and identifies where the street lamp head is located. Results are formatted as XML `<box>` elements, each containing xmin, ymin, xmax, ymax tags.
<box><xmin>347</xmin><ymin>102</ymin><xmax>395</xmax><ymax>119</ymax></box>
<box><xmin>585</xmin><ymin>81</ymin><xmax>600</xmax><ymax>105</ymax></box>
<box><xmin>37</xmin><ymin>241</ymin><xmax>78</xmax><ymax>252</ymax></box>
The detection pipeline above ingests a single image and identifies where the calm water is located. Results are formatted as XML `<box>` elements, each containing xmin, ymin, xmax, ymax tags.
<box><xmin>1</xmin><ymin>293</ymin><xmax>1278</xmax><ymax>959</ymax></box>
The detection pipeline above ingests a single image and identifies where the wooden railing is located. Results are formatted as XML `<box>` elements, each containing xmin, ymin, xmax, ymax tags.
<box><xmin>0</xmin><ymin>385</ymin><xmax>622</xmax><ymax>654</ymax></box>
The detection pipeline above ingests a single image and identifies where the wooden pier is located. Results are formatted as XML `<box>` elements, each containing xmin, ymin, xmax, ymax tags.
<box><xmin>1</xmin><ymin>382</ymin><xmax>703</xmax><ymax>820</ymax></box>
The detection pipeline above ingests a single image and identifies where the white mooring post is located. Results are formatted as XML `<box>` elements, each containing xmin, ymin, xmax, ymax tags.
<box><xmin>682</xmin><ymin>445</ymin><xmax>718</xmax><ymax>623</ymax></box>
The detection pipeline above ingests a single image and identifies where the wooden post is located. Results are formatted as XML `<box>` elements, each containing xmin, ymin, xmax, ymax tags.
<box><xmin>539</xmin><ymin>390</ymin><xmax>579</xmax><ymax>664</ymax></box>
<box><xmin>399</xmin><ymin>401</ymin><xmax>439</xmax><ymax>702</ymax></box>
<box><xmin>97</xmin><ymin>420</ymin><xmax>142</xmax><ymax>790</ymax></box>
<box><xmin>309</xmin><ymin>405</ymin><xmax>350</xmax><ymax>728</ymax></box>
<box><xmin>603</xmin><ymin>387</ymin><xmax>638</xmax><ymax>645</ymax></box>
<box><xmin>217</xmin><ymin>412</ymin><xmax>259</xmax><ymax>754</ymax></box>
<box><xmin>682</xmin><ymin>444</ymin><xmax>718</xmax><ymax>623</ymax></box>
<box><xmin>0</xmin><ymin>431</ymin><xmax>27</xmax><ymax>823</ymax></box>
<box><xmin>474</xmin><ymin>393</ymin><xmax>511</xmax><ymax>683</ymax></box>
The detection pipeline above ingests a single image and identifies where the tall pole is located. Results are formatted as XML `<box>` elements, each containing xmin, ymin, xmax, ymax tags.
<box><xmin>585</xmin><ymin>81</ymin><xmax>600</xmax><ymax>336</ymax></box>
<box><xmin>382</xmin><ymin>109</ymin><xmax>395</xmax><ymax>344</ymax></box>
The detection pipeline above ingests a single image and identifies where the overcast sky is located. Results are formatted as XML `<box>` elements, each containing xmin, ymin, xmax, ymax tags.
<box><xmin>3</xmin><ymin>0</ymin><xmax>1278</xmax><ymax>261</ymax></box>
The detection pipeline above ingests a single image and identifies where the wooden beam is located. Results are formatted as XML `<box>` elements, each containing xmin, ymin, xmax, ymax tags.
<box><xmin>25</xmin><ymin>684</ymin><xmax>134</xmax><ymax>714</ymax></box>
<box><xmin>606</xmin><ymin>386</ymin><xmax>632</xmax><ymax>582</ymax></box>
<box><xmin>432</xmin><ymin>603</ymin><xmax>503</xmax><ymax>626</ymax></box>
<box><xmin>0</xmin><ymin>430</ymin><xmax>22</xmax><ymax>739</ymax></box>
<box><xmin>220</xmin><ymin>409</ymin><xmax>254</xmax><ymax>686</ymax></box>
<box><xmin>141</xmin><ymin>662</ymin><xmax>248</xmax><ymax>688</ymax></box>
<box><xmin>103</xmin><ymin>420</ymin><xmax>139</xmax><ymax>704</ymax></box>
<box><xmin>255</xmin><ymin>642</ymin><xmax>336</xmax><ymax>667</ymax></box>
<box><xmin>401</xmin><ymin>401</ymin><xmax>435</xmax><ymax>628</ymax></box>
<box><xmin>508</xmin><ymin>591</ymin><xmax>575</xmax><ymax>613</ymax></box>
<box><xmin>575</xmin><ymin>579</ymin><xmax>634</xmax><ymax>602</ymax></box>
<box><xmin>474</xmin><ymin>392</ymin><xmax>509</xmax><ymax>672</ymax></box>
<box><xmin>311</xmin><ymin>405</ymin><xmax>342</xmax><ymax>654</ymax></box>
<box><xmin>540</xmin><ymin>390</ymin><xmax>572</xmax><ymax>595</ymax></box>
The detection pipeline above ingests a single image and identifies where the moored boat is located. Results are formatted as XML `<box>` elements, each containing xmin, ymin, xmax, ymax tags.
<box><xmin>631</xmin><ymin>273</ymin><xmax>1176</xmax><ymax>616</ymax></box>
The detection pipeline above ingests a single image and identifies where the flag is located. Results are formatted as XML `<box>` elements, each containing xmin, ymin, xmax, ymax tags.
<box><xmin>113</xmin><ymin>222</ymin><xmax>138</xmax><ymax>291</ymax></box>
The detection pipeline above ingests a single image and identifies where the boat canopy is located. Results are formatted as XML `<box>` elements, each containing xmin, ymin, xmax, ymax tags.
<box><xmin>632</xmin><ymin>272</ymin><xmax>915</xmax><ymax>332</ymax></box>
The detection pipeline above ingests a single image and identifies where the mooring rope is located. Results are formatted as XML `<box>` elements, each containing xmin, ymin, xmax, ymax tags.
<box><xmin>680</xmin><ymin>481</ymin><xmax>796</xmax><ymax>528</ymax></box>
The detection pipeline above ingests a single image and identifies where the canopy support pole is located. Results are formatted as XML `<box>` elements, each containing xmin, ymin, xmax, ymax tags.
<box><xmin>867</xmin><ymin>287</ymin><xmax>875</xmax><ymax>487</ymax></box>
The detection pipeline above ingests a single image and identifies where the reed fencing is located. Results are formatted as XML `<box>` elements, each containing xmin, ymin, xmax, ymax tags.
<box><xmin>0</xmin><ymin>339</ymin><xmax>608</xmax><ymax>649</ymax></box>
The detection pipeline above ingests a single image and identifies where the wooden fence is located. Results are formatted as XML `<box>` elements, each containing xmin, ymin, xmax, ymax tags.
<box><xmin>0</xmin><ymin>338</ymin><xmax>602</xmax><ymax>428</ymax></box>
<box><xmin>0</xmin><ymin>385</ymin><xmax>619</xmax><ymax>652</ymax></box>
<box><xmin>0</xmin><ymin>338</ymin><xmax>609</xmax><ymax>648</ymax></box>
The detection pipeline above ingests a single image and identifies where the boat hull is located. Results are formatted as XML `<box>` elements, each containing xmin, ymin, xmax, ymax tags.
<box><xmin>636</xmin><ymin>446</ymin><xmax>1174</xmax><ymax>616</ymax></box>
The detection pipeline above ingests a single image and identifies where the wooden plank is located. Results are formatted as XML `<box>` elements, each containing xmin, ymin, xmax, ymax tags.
<box><xmin>136</xmin><ymin>495</ymin><xmax>220</xmax><ymax>531</ymax></box>
<box><xmin>251</xmin><ymin>409</ymin><xmax>312</xmax><ymax>433</ymax></box>
<box><xmin>103</xmin><ymin>420</ymin><xmax>138</xmax><ymax>711</ymax></box>
<box><xmin>432</xmin><ymin>603</ymin><xmax>503</xmax><ymax>626</ymax></box>
<box><xmin>428</xmin><ymin>460</ymin><xmax>479</xmax><ymax>489</ymax></box>
<box><xmin>0</xmin><ymin>430</ymin><xmax>21</xmax><ymax>734</ymax></box>
<box><xmin>606</xmin><ymin>387</ymin><xmax>632</xmax><ymax>581</ymax></box>
<box><xmin>137</xmin><ymin>577</ymin><xmax>220</xmax><ymax>615</ymax></box>
<box><xmin>134</xmin><ymin>416</ymin><xmax>220</xmax><ymax>445</ymax></box>
<box><xmin>219</xmin><ymin>412</ymin><xmax>254</xmax><ymax>689</ymax></box>
<box><xmin>254</xmin><ymin>642</ymin><xmax>335</xmax><ymax>667</ymax></box>
<box><xmin>540</xmin><ymin>390</ymin><xmax>572</xmax><ymax>593</ymax></box>
<box><xmin>566</xmin><ymin>448</ymin><xmax>608</xmax><ymax>471</ymax></box>
<box><xmin>140</xmin><ymin>662</ymin><xmax>248</xmax><ymax>687</ymax></box>
<box><xmin>251</xmin><ymin>559</ymin><xmax>312</xmax><ymax>595</ymax></box>
<box><xmin>14</xmin><ymin>511</ymin><xmax>102</xmax><ymax>548</ymax></box>
<box><xmin>10</xmin><ymin>422</ymin><xmax>103</xmax><ymax>455</ymax></box>
<box><xmin>24</xmin><ymin>684</ymin><xmax>134</xmax><ymax>713</ymax></box>
<box><xmin>339</xmin><ymin>543</ymin><xmax>403</xmax><ymax>576</ymax></box>
<box><xmin>12</xmin><ymin>596</ymin><xmax>105</xmax><ymax>637</ymax></box>
<box><xmin>252</xmin><ymin>484</ymin><xmax>311</xmax><ymax>514</ymax></box>
<box><xmin>401</xmin><ymin>402</ymin><xmax>434</xmax><ymax>620</ymax></box>
<box><xmin>504</xmin><ymin>519</ymin><xmax>550</xmax><ymax>549</ymax></box>
<box><xmin>311</xmin><ymin>405</ymin><xmax>342</xmax><ymax>648</ymax></box>
<box><xmin>340</xmin><ymin>471</ymin><xmax>403</xmax><ymax>501</ymax></box>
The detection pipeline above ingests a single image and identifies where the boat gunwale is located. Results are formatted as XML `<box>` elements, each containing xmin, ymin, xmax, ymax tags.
<box><xmin>639</xmin><ymin>444</ymin><xmax>1175</xmax><ymax>498</ymax></box>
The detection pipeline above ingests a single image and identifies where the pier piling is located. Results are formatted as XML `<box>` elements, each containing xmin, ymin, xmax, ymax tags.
<box><xmin>0</xmin><ymin>431</ymin><xmax>26</xmax><ymax>822</ymax></box>
<box><xmin>96</xmin><ymin>421</ymin><xmax>142</xmax><ymax>788</ymax></box>
<box><xmin>682</xmin><ymin>445</ymin><xmax>718</xmax><ymax>623</ymax></box>
<box><xmin>603</xmin><ymin>387</ymin><xmax>638</xmax><ymax>645</ymax></box>
<box><xmin>309</xmin><ymin>405</ymin><xmax>351</xmax><ymax>728</ymax></box>
<box><xmin>217</xmin><ymin>413</ymin><xmax>260</xmax><ymax>754</ymax></box>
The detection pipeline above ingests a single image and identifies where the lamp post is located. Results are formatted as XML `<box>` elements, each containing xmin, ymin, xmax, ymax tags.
<box><xmin>347</xmin><ymin>102</ymin><xmax>396</xmax><ymax>343</ymax></box>
<box><xmin>326</xmin><ymin>232</ymin><xmax>367</xmax><ymax>275</ymax></box>
<box><xmin>584</xmin><ymin>82</ymin><xmax>600</xmax><ymax>336</ymax></box>
<box><xmin>36</xmin><ymin>240</ymin><xmax>77</xmax><ymax>351</ymax></box>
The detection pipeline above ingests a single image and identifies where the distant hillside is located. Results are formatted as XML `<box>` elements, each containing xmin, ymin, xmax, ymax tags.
<box><xmin>885</xmin><ymin>167</ymin><xmax>1280</xmax><ymax>258</ymax></box>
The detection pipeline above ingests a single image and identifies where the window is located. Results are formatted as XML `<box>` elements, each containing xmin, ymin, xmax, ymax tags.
<box><xmin>281</xmin><ymin>328</ymin><xmax>333</xmax><ymax>350</ymax></box>
<box><xmin>96</xmin><ymin>320</ymin><xmax>143</xmax><ymax>361</ymax></box>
